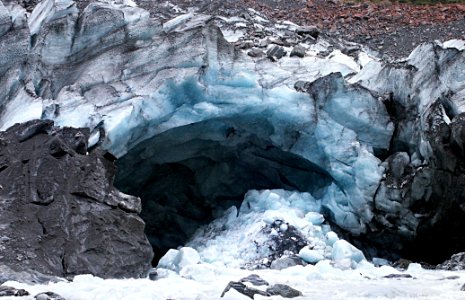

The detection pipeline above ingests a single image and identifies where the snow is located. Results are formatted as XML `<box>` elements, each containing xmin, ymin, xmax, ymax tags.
<box><xmin>221</xmin><ymin>28</ymin><xmax>245</xmax><ymax>42</ymax></box>
<box><xmin>442</xmin><ymin>39</ymin><xmax>465</xmax><ymax>51</ymax></box>
<box><xmin>0</xmin><ymin>88</ymin><xmax>43</xmax><ymax>130</ymax></box>
<box><xmin>3</xmin><ymin>263</ymin><xmax>465</xmax><ymax>300</ymax></box>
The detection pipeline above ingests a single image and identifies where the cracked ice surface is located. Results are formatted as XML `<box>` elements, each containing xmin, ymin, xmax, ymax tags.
<box><xmin>0</xmin><ymin>0</ymin><xmax>396</xmax><ymax>234</ymax></box>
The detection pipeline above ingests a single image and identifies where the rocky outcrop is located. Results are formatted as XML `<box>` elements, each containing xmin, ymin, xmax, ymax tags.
<box><xmin>437</xmin><ymin>252</ymin><xmax>465</xmax><ymax>271</ymax></box>
<box><xmin>0</xmin><ymin>120</ymin><xmax>153</xmax><ymax>279</ymax></box>
<box><xmin>347</xmin><ymin>43</ymin><xmax>465</xmax><ymax>262</ymax></box>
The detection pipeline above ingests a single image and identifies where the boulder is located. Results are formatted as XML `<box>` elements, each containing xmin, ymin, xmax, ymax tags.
<box><xmin>0</xmin><ymin>120</ymin><xmax>153</xmax><ymax>280</ymax></box>
<box><xmin>290</xmin><ymin>44</ymin><xmax>306</xmax><ymax>58</ymax></box>
<box><xmin>296</xmin><ymin>25</ymin><xmax>319</xmax><ymax>39</ymax></box>
<box><xmin>266</xmin><ymin>284</ymin><xmax>303</xmax><ymax>298</ymax></box>
<box><xmin>239</xmin><ymin>274</ymin><xmax>269</xmax><ymax>286</ymax></box>
<box><xmin>0</xmin><ymin>285</ymin><xmax>29</xmax><ymax>297</ymax></box>
<box><xmin>266</xmin><ymin>45</ymin><xmax>286</xmax><ymax>61</ymax></box>
<box><xmin>220</xmin><ymin>281</ymin><xmax>270</xmax><ymax>299</ymax></box>
<box><xmin>34</xmin><ymin>292</ymin><xmax>66</xmax><ymax>300</ymax></box>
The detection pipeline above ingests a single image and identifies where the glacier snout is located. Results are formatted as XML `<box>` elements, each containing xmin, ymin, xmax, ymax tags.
<box><xmin>1</xmin><ymin>0</ymin><xmax>465</xmax><ymax>278</ymax></box>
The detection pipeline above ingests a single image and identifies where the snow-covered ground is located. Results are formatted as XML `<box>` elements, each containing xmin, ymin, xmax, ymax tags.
<box><xmin>3</xmin><ymin>189</ymin><xmax>465</xmax><ymax>300</ymax></box>
<box><xmin>3</xmin><ymin>264</ymin><xmax>465</xmax><ymax>299</ymax></box>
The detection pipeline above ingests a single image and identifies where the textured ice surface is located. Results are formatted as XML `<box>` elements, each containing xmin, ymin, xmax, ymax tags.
<box><xmin>299</xmin><ymin>247</ymin><xmax>325</xmax><ymax>264</ymax></box>
<box><xmin>1</xmin><ymin>0</ymin><xmax>465</xmax><ymax>253</ymax></box>
<box><xmin>0</xmin><ymin>0</ymin><xmax>391</xmax><ymax>235</ymax></box>
<box><xmin>184</xmin><ymin>189</ymin><xmax>366</xmax><ymax>269</ymax></box>
<box><xmin>157</xmin><ymin>247</ymin><xmax>200</xmax><ymax>273</ymax></box>
<box><xmin>2</xmin><ymin>263</ymin><xmax>465</xmax><ymax>300</ymax></box>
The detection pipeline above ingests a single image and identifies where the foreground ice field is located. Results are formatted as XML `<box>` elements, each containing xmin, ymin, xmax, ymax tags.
<box><xmin>3</xmin><ymin>263</ymin><xmax>465</xmax><ymax>300</ymax></box>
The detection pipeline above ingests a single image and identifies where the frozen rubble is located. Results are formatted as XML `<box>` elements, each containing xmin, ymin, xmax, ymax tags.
<box><xmin>185</xmin><ymin>189</ymin><xmax>351</xmax><ymax>269</ymax></box>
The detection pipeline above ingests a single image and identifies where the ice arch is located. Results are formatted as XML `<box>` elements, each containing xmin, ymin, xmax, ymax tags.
<box><xmin>114</xmin><ymin>116</ymin><xmax>334</xmax><ymax>262</ymax></box>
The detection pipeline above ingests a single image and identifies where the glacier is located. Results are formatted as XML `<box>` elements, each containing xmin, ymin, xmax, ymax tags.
<box><xmin>1</xmin><ymin>0</ymin><xmax>465</xmax><ymax>283</ymax></box>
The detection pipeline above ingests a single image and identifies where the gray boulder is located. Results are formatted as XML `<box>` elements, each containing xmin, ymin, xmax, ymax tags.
<box><xmin>35</xmin><ymin>292</ymin><xmax>66</xmax><ymax>300</ymax></box>
<box><xmin>0</xmin><ymin>285</ymin><xmax>29</xmax><ymax>297</ymax></box>
<box><xmin>437</xmin><ymin>252</ymin><xmax>465</xmax><ymax>271</ymax></box>
<box><xmin>0</xmin><ymin>120</ymin><xmax>153</xmax><ymax>280</ymax></box>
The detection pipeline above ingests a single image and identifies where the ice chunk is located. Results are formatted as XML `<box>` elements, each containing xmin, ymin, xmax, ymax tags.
<box><xmin>305</xmin><ymin>212</ymin><xmax>324</xmax><ymax>225</ymax></box>
<box><xmin>188</xmin><ymin>189</ymin><xmax>330</xmax><ymax>268</ymax></box>
<box><xmin>157</xmin><ymin>249</ymin><xmax>180</xmax><ymax>271</ymax></box>
<box><xmin>407</xmin><ymin>263</ymin><xmax>423</xmax><ymax>273</ymax></box>
<box><xmin>162</xmin><ymin>13</ymin><xmax>191</xmax><ymax>32</ymax></box>
<box><xmin>331</xmin><ymin>240</ymin><xmax>365</xmax><ymax>265</ymax></box>
<box><xmin>299</xmin><ymin>247</ymin><xmax>324</xmax><ymax>264</ymax></box>
<box><xmin>28</xmin><ymin>0</ymin><xmax>78</xmax><ymax>35</ymax></box>
<box><xmin>372</xmin><ymin>257</ymin><xmax>389</xmax><ymax>267</ymax></box>
<box><xmin>325</xmin><ymin>231</ymin><xmax>339</xmax><ymax>246</ymax></box>
<box><xmin>157</xmin><ymin>247</ymin><xmax>200</xmax><ymax>273</ymax></box>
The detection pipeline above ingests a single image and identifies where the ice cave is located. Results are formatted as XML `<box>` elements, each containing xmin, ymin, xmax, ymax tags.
<box><xmin>114</xmin><ymin>116</ymin><xmax>335</xmax><ymax>262</ymax></box>
<box><xmin>2</xmin><ymin>2</ymin><xmax>465</xmax><ymax>298</ymax></box>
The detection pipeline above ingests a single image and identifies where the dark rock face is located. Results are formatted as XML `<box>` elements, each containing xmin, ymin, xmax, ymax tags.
<box><xmin>360</xmin><ymin>107</ymin><xmax>465</xmax><ymax>263</ymax></box>
<box><xmin>336</xmin><ymin>44</ymin><xmax>465</xmax><ymax>263</ymax></box>
<box><xmin>437</xmin><ymin>252</ymin><xmax>465</xmax><ymax>271</ymax></box>
<box><xmin>0</xmin><ymin>120</ymin><xmax>153</xmax><ymax>279</ymax></box>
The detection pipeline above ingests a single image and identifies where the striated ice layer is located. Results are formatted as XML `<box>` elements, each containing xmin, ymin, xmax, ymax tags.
<box><xmin>0</xmin><ymin>0</ymin><xmax>395</xmax><ymax>235</ymax></box>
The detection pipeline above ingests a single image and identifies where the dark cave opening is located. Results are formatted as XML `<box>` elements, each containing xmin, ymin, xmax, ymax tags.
<box><xmin>114</xmin><ymin>116</ymin><xmax>334</xmax><ymax>264</ymax></box>
<box><xmin>111</xmin><ymin>114</ymin><xmax>465</xmax><ymax>267</ymax></box>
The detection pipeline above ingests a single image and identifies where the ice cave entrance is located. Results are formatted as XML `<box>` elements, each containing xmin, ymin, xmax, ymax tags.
<box><xmin>114</xmin><ymin>117</ymin><xmax>334</xmax><ymax>264</ymax></box>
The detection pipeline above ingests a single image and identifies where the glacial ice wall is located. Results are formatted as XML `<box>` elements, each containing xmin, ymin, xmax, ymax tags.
<box><xmin>1</xmin><ymin>0</ymin><xmax>465</xmax><ymax>262</ymax></box>
<box><xmin>0</xmin><ymin>0</ymin><xmax>393</xmax><ymax>234</ymax></box>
